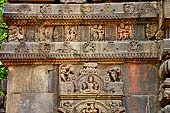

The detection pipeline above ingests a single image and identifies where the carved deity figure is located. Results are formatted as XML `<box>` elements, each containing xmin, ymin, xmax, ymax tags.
<box><xmin>8</xmin><ymin>25</ymin><xmax>24</xmax><ymax>42</ymax></box>
<box><xmin>38</xmin><ymin>26</ymin><xmax>53</xmax><ymax>42</ymax></box>
<box><xmin>90</xmin><ymin>25</ymin><xmax>104</xmax><ymax>41</ymax></box>
<box><xmin>107</xmin><ymin>69</ymin><xmax>121</xmax><ymax>82</ymax></box>
<box><xmin>117</xmin><ymin>24</ymin><xmax>132</xmax><ymax>40</ymax></box>
<box><xmin>65</xmin><ymin>26</ymin><xmax>78</xmax><ymax>41</ymax></box>
<box><xmin>60</xmin><ymin>64</ymin><xmax>75</xmax><ymax>82</ymax></box>
<box><xmin>80</xmin><ymin>102</ymin><xmax>99</xmax><ymax>113</ymax></box>
<box><xmin>82</xmin><ymin>75</ymin><xmax>100</xmax><ymax>94</ymax></box>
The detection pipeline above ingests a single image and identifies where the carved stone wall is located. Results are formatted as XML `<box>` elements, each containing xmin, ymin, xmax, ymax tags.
<box><xmin>1</xmin><ymin>0</ymin><xmax>170</xmax><ymax>113</ymax></box>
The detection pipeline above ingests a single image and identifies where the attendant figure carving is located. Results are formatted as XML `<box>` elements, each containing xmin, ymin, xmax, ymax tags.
<box><xmin>107</xmin><ymin>69</ymin><xmax>121</xmax><ymax>82</ymax></box>
<box><xmin>91</xmin><ymin>25</ymin><xmax>104</xmax><ymax>41</ymax></box>
<box><xmin>60</xmin><ymin>64</ymin><xmax>75</xmax><ymax>82</ymax></box>
<box><xmin>117</xmin><ymin>24</ymin><xmax>132</xmax><ymax>40</ymax></box>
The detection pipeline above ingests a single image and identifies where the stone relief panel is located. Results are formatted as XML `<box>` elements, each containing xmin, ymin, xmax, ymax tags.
<box><xmin>64</xmin><ymin>26</ymin><xmax>78</xmax><ymax>42</ymax></box>
<box><xmin>123</xmin><ymin>3</ymin><xmax>135</xmax><ymax>13</ymax></box>
<box><xmin>140</xmin><ymin>3</ymin><xmax>157</xmax><ymax>18</ymax></box>
<box><xmin>38</xmin><ymin>26</ymin><xmax>54</xmax><ymax>42</ymax></box>
<box><xmin>145</xmin><ymin>23</ymin><xmax>158</xmax><ymax>40</ymax></box>
<box><xmin>59</xmin><ymin>63</ymin><xmax>124</xmax><ymax>95</ymax></box>
<box><xmin>90</xmin><ymin>25</ymin><xmax>105</xmax><ymax>41</ymax></box>
<box><xmin>39</xmin><ymin>4</ymin><xmax>52</xmax><ymax>14</ymax></box>
<box><xmin>26</xmin><ymin>26</ymin><xmax>38</xmax><ymax>42</ymax></box>
<box><xmin>8</xmin><ymin>25</ymin><xmax>26</xmax><ymax>42</ymax></box>
<box><xmin>80</xmin><ymin>5</ymin><xmax>96</xmax><ymax>14</ymax></box>
<box><xmin>53</xmin><ymin>26</ymin><xmax>63</xmax><ymax>42</ymax></box>
<box><xmin>60</xmin><ymin>0</ymin><xmax>87</xmax><ymax>3</ymax></box>
<box><xmin>117</xmin><ymin>24</ymin><xmax>132</xmax><ymax>41</ymax></box>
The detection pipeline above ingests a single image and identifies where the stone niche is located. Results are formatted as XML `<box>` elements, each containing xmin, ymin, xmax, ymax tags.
<box><xmin>57</xmin><ymin>62</ymin><xmax>125</xmax><ymax>113</ymax></box>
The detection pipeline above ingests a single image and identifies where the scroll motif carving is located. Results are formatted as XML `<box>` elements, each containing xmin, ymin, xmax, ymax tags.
<box><xmin>100</xmin><ymin>4</ymin><xmax>115</xmax><ymax>14</ymax></box>
<box><xmin>117</xmin><ymin>24</ymin><xmax>132</xmax><ymax>40</ymax></box>
<box><xmin>56</xmin><ymin>42</ymin><xmax>78</xmax><ymax>54</ymax></box>
<box><xmin>15</xmin><ymin>42</ymin><xmax>29</xmax><ymax>53</ymax></box>
<box><xmin>90</xmin><ymin>25</ymin><xmax>104</xmax><ymax>41</ymax></box>
<box><xmin>83</xmin><ymin>42</ymin><xmax>96</xmax><ymax>53</ymax></box>
<box><xmin>123</xmin><ymin>3</ymin><xmax>135</xmax><ymax>13</ymax></box>
<box><xmin>40</xmin><ymin>4</ymin><xmax>51</xmax><ymax>14</ymax></box>
<box><xmin>60</xmin><ymin>64</ymin><xmax>75</xmax><ymax>82</ymax></box>
<box><xmin>8</xmin><ymin>25</ymin><xmax>25</xmax><ymax>42</ymax></box>
<box><xmin>80</xmin><ymin>5</ymin><xmax>96</xmax><ymax>13</ymax></box>
<box><xmin>65</xmin><ymin>26</ymin><xmax>78</xmax><ymax>42</ymax></box>
<box><xmin>128</xmin><ymin>41</ymin><xmax>139</xmax><ymax>52</ymax></box>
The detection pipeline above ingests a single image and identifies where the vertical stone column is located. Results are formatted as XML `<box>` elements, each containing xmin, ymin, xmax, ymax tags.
<box><xmin>6</xmin><ymin>65</ymin><xmax>58</xmax><ymax>113</ymax></box>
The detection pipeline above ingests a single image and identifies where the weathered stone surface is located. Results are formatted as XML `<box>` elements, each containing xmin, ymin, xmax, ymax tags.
<box><xmin>124</xmin><ymin>95</ymin><xmax>158</xmax><ymax>113</ymax></box>
<box><xmin>122</xmin><ymin>63</ymin><xmax>159</xmax><ymax>95</ymax></box>
<box><xmin>7</xmin><ymin>93</ymin><xmax>54</xmax><ymax>113</ymax></box>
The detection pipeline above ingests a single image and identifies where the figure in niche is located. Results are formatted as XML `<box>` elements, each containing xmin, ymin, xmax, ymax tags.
<box><xmin>107</xmin><ymin>69</ymin><xmax>121</xmax><ymax>82</ymax></box>
<box><xmin>82</xmin><ymin>75</ymin><xmax>100</xmax><ymax>94</ymax></box>
<box><xmin>80</xmin><ymin>102</ymin><xmax>99</xmax><ymax>113</ymax></box>
<box><xmin>60</xmin><ymin>64</ymin><xmax>75</xmax><ymax>82</ymax></box>
<box><xmin>117</xmin><ymin>23</ymin><xmax>132</xmax><ymax>40</ymax></box>
<box><xmin>91</xmin><ymin>25</ymin><xmax>104</xmax><ymax>41</ymax></box>
<box><xmin>65</xmin><ymin>26</ymin><xmax>78</xmax><ymax>41</ymax></box>
<box><xmin>8</xmin><ymin>25</ymin><xmax>24</xmax><ymax>42</ymax></box>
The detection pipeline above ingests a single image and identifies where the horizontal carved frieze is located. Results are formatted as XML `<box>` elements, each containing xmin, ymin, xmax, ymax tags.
<box><xmin>0</xmin><ymin>41</ymin><xmax>160</xmax><ymax>60</ymax></box>
<box><xmin>3</xmin><ymin>2</ymin><xmax>158</xmax><ymax>20</ymax></box>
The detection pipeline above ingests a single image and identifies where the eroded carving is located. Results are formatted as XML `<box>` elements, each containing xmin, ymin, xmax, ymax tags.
<box><xmin>59</xmin><ymin>4</ymin><xmax>73</xmax><ymax>14</ymax></box>
<box><xmin>38</xmin><ymin>26</ymin><xmax>53</xmax><ymax>42</ymax></box>
<box><xmin>80</xmin><ymin>5</ymin><xmax>95</xmax><ymax>13</ymax></box>
<box><xmin>100</xmin><ymin>4</ymin><xmax>115</xmax><ymax>14</ymax></box>
<box><xmin>123</xmin><ymin>3</ymin><xmax>135</xmax><ymax>13</ymax></box>
<box><xmin>103</xmin><ymin>42</ymin><xmax>118</xmax><ymax>52</ymax></box>
<box><xmin>56</xmin><ymin>42</ymin><xmax>78</xmax><ymax>54</ymax></box>
<box><xmin>65</xmin><ymin>26</ymin><xmax>78</xmax><ymax>42</ymax></box>
<box><xmin>38</xmin><ymin>42</ymin><xmax>51</xmax><ymax>57</ymax></box>
<box><xmin>117</xmin><ymin>24</ymin><xmax>132</xmax><ymax>40</ymax></box>
<box><xmin>109</xmin><ymin>100</ymin><xmax>125</xmax><ymax>113</ymax></box>
<box><xmin>40</xmin><ymin>4</ymin><xmax>51</xmax><ymax>14</ymax></box>
<box><xmin>60</xmin><ymin>0</ymin><xmax>86</xmax><ymax>3</ymax></box>
<box><xmin>145</xmin><ymin>24</ymin><xmax>157</xmax><ymax>40</ymax></box>
<box><xmin>15</xmin><ymin>42</ymin><xmax>29</xmax><ymax>53</ymax></box>
<box><xmin>128</xmin><ymin>41</ymin><xmax>139</xmax><ymax>52</ymax></box>
<box><xmin>83</xmin><ymin>42</ymin><xmax>96</xmax><ymax>53</ymax></box>
<box><xmin>90</xmin><ymin>25</ymin><xmax>104</xmax><ymax>41</ymax></box>
<box><xmin>140</xmin><ymin>3</ymin><xmax>157</xmax><ymax>17</ymax></box>
<box><xmin>60</xmin><ymin>64</ymin><xmax>75</xmax><ymax>82</ymax></box>
<box><xmin>8</xmin><ymin>25</ymin><xmax>25</xmax><ymax>42</ymax></box>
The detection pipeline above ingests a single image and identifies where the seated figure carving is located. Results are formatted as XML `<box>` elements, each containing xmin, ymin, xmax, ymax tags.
<box><xmin>81</xmin><ymin>75</ymin><xmax>100</xmax><ymax>94</ymax></box>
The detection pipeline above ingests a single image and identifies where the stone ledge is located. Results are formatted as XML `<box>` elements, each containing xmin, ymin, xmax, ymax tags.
<box><xmin>3</xmin><ymin>2</ymin><xmax>158</xmax><ymax>20</ymax></box>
